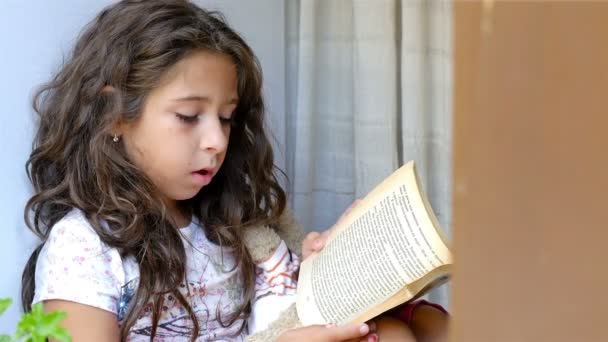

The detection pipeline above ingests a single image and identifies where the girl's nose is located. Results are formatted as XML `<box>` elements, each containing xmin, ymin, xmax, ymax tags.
<box><xmin>199</xmin><ymin>115</ymin><xmax>229</xmax><ymax>153</ymax></box>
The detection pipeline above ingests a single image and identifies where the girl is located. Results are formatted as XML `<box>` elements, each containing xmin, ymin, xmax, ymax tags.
<box><xmin>21</xmin><ymin>1</ymin><xmax>446</xmax><ymax>341</ymax></box>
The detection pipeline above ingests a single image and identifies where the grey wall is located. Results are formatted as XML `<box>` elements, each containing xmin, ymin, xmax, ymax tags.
<box><xmin>0</xmin><ymin>0</ymin><xmax>285</xmax><ymax>332</ymax></box>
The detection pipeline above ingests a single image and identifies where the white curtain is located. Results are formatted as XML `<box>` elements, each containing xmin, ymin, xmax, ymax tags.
<box><xmin>285</xmin><ymin>0</ymin><xmax>452</xmax><ymax>306</ymax></box>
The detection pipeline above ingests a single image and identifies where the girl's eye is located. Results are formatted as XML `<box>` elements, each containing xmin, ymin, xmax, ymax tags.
<box><xmin>176</xmin><ymin>113</ymin><xmax>198</xmax><ymax>124</ymax></box>
<box><xmin>219</xmin><ymin>116</ymin><xmax>234</xmax><ymax>125</ymax></box>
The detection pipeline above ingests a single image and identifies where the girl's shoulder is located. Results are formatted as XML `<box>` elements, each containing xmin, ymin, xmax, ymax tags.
<box><xmin>47</xmin><ymin>209</ymin><xmax>129</xmax><ymax>253</ymax></box>
<box><xmin>42</xmin><ymin>208</ymin><xmax>137</xmax><ymax>274</ymax></box>
<box><xmin>48</xmin><ymin>209</ymin><xmax>101</xmax><ymax>243</ymax></box>
<box><xmin>43</xmin><ymin>209</ymin><xmax>117</xmax><ymax>259</ymax></box>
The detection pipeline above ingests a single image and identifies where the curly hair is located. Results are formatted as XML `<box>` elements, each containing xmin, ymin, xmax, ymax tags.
<box><xmin>21</xmin><ymin>1</ymin><xmax>286</xmax><ymax>340</ymax></box>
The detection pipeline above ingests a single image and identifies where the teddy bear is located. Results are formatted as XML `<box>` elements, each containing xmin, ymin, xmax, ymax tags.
<box><xmin>242</xmin><ymin>208</ymin><xmax>307</xmax><ymax>341</ymax></box>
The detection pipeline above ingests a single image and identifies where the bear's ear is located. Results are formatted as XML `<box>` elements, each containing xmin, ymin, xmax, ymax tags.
<box><xmin>273</xmin><ymin>207</ymin><xmax>306</xmax><ymax>257</ymax></box>
<box><xmin>243</xmin><ymin>225</ymin><xmax>282</xmax><ymax>264</ymax></box>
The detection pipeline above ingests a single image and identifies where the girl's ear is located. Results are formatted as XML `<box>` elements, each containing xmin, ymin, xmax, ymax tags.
<box><xmin>101</xmin><ymin>85</ymin><xmax>115</xmax><ymax>94</ymax></box>
<box><xmin>110</xmin><ymin>120</ymin><xmax>127</xmax><ymax>142</ymax></box>
<box><xmin>101</xmin><ymin>85</ymin><xmax>125</xmax><ymax>140</ymax></box>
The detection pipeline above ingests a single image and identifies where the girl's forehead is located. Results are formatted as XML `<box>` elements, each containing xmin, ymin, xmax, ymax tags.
<box><xmin>151</xmin><ymin>51</ymin><xmax>239</xmax><ymax>102</ymax></box>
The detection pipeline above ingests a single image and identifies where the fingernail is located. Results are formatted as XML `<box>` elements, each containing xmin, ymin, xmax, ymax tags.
<box><xmin>359</xmin><ymin>323</ymin><xmax>370</xmax><ymax>336</ymax></box>
<box><xmin>367</xmin><ymin>333</ymin><xmax>378</xmax><ymax>342</ymax></box>
<box><xmin>368</xmin><ymin>321</ymin><xmax>377</xmax><ymax>333</ymax></box>
<box><xmin>325</xmin><ymin>323</ymin><xmax>335</xmax><ymax>328</ymax></box>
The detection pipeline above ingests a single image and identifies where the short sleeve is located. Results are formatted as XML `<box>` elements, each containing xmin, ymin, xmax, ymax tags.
<box><xmin>249</xmin><ymin>240</ymin><xmax>299</xmax><ymax>334</ymax></box>
<box><xmin>253</xmin><ymin>240</ymin><xmax>299</xmax><ymax>299</ymax></box>
<box><xmin>32</xmin><ymin>211</ymin><xmax>125</xmax><ymax>315</ymax></box>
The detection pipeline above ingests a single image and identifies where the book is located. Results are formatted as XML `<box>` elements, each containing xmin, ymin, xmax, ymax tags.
<box><xmin>295</xmin><ymin>161</ymin><xmax>453</xmax><ymax>326</ymax></box>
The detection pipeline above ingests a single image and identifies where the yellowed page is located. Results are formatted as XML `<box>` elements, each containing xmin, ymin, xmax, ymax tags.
<box><xmin>350</xmin><ymin>264</ymin><xmax>451</xmax><ymax>324</ymax></box>
<box><xmin>296</xmin><ymin>161</ymin><xmax>453</xmax><ymax>325</ymax></box>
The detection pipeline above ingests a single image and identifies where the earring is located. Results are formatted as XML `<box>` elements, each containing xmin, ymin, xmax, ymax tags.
<box><xmin>113</xmin><ymin>134</ymin><xmax>120</xmax><ymax>143</ymax></box>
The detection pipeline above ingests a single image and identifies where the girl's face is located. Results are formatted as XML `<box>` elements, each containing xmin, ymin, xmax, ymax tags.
<box><xmin>120</xmin><ymin>50</ymin><xmax>238</xmax><ymax>208</ymax></box>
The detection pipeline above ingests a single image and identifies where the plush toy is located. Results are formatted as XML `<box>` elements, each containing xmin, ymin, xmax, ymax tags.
<box><xmin>243</xmin><ymin>208</ymin><xmax>306</xmax><ymax>341</ymax></box>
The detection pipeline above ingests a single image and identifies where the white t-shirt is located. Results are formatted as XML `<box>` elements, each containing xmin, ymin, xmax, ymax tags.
<box><xmin>33</xmin><ymin>209</ymin><xmax>298</xmax><ymax>341</ymax></box>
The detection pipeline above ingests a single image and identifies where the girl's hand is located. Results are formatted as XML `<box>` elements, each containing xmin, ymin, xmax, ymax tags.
<box><xmin>302</xmin><ymin>200</ymin><xmax>362</xmax><ymax>260</ymax></box>
<box><xmin>277</xmin><ymin>322</ymin><xmax>374</xmax><ymax>342</ymax></box>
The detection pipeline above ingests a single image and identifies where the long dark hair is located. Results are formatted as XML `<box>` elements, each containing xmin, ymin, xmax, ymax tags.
<box><xmin>21</xmin><ymin>0</ymin><xmax>286</xmax><ymax>340</ymax></box>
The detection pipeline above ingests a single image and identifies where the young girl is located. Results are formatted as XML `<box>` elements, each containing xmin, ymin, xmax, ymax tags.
<box><xmin>21</xmin><ymin>1</ymin><xmax>447</xmax><ymax>341</ymax></box>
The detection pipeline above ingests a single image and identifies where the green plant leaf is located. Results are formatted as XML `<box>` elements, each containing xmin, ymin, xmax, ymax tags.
<box><xmin>6</xmin><ymin>301</ymin><xmax>71</xmax><ymax>342</ymax></box>
<box><xmin>48</xmin><ymin>327</ymin><xmax>72</xmax><ymax>342</ymax></box>
<box><xmin>14</xmin><ymin>303</ymin><xmax>71</xmax><ymax>342</ymax></box>
<box><xmin>0</xmin><ymin>298</ymin><xmax>12</xmax><ymax>317</ymax></box>
<box><xmin>16</xmin><ymin>312</ymin><xmax>35</xmax><ymax>338</ymax></box>
<box><xmin>41</xmin><ymin>311</ymin><xmax>67</xmax><ymax>331</ymax></box>
<box><xmin>30</xmin><ymin>303</ymin><xmax>43</xmax><ymax>317</ymax></box>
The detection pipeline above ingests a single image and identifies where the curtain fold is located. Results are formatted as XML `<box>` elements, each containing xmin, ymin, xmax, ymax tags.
<box><xmin>285</xmin><ymin>0</ymin><xmax>452</xmax><ymax>307</ymax></box>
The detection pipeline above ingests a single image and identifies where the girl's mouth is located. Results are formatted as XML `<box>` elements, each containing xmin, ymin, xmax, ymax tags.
<box><xmin>191</xmin><ymin>168</ymin><xmax>214</xmax><ymax>185</ymax></box>
<box><xmin>195</xmin><ymin>169</ymin><xmax>211</xmax><ymax>176</ymax></box>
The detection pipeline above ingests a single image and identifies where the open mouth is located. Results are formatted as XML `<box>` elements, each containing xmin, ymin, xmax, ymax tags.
<box><xmin>195</xmin><ymin>169</ymin><xmax>211</xmax><ymax>176</ymax></box>
<box><xmin>191</xmin><ymin>168</ymin><xmax>214</xmax><ymax>185</ymax></box>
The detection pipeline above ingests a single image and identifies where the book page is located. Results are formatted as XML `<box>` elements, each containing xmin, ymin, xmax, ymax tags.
<box><xmin>349</xmin><ymin>265</ymin><xmax>451</xmax><ymax>325</ymax></box>
<box><xmin>296</xmin><ymin>162</ymin><xmax>452</xmax><ymax>325</ymax></box>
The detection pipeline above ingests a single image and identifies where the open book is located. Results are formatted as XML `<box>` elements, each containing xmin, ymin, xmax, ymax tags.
<box><xmin>296</xmin><ymin>161</ymin><xmax>453</xmax><ymax>326</ymax></box>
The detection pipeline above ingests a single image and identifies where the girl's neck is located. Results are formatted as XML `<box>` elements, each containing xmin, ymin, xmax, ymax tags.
<box><xmin>165</xmin><ymin>199</ymin><xmax>192</xmax><ymax>228</ymax></box>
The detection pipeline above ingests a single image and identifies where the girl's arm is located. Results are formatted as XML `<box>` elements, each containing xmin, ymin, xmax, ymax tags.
<box><xmin>44</xmin><ymin>300</ymin><xmax>119</xmax><ymax>342</ymax></box>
